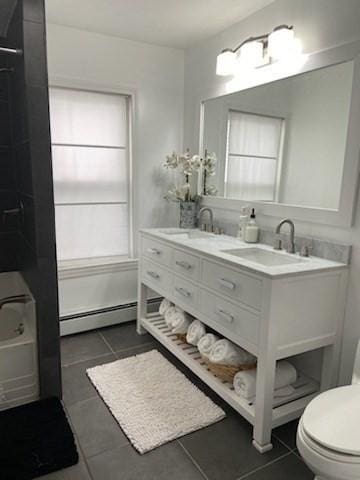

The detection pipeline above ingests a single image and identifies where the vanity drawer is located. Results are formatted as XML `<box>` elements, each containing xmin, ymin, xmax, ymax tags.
<box><xmin>200</xmin><ymin>290</ymin><xmax>259</xmax><ymax>346</ymax></box>
<box><xmin>142</xmin><ymin>236</ymin><xmax>172</xmax><ymax>267</ymax></box>
<box><xmin>201</xmin><ymin>259</ymin><xmax>262</xmax><ymax>310</ymax></box>
<box><xmin>142</xmin><ymin>258</ymin><xmax>172</xmax><ymax>292</ymax></box>
<box><xmin>173</xmin><ymin>275</ymin><xmax>199</xmax><ymax>311</ymax></box>
<box><xmin>173</xmin><ymin>249</ymin><xmax>200</xmax><ymax>281</ymax></box>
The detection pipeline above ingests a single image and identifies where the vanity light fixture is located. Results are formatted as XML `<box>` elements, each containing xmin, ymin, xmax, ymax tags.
<box><xmin>216</xmin><ymin>25</ymin><xmax>302</xmax><ymax>76</ymax></box>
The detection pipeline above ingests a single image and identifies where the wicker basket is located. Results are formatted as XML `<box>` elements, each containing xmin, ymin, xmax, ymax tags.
<box><xmin>175</xmin><ymin>333</ymin><xmax>188</xmax><ymax>343</ymax></box>
<box><xmin>203</xmin><ymin>357</ymin><xmax>257</xmax><ymax>383</ymax></box>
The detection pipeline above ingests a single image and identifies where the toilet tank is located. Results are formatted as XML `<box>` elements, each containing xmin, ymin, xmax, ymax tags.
<box><xmin>352</xmin><ymin>340</ymin><xmax>360</xmax><ymax>385</ymax></box>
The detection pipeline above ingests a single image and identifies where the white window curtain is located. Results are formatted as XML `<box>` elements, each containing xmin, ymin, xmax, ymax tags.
<box><xmin>49</xmin><ymin>87</ymin><xmax>130</xmax><ymax>263</ymax></box>
<box><xmin>225</xmin><ymin>111</ymin><xmax>283</xmax><ymax>201</ymax></box>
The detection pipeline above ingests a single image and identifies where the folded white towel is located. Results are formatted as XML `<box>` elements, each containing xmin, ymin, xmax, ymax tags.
<box><xmin>186</xmin><ymin>320</ymin><xmax>206</xmax><ymax>346</ymax></box>
<box><xmin>159</xmin><ymin>298</ymin><xmax>173</xmax><ymax>316</ymax></box>
<box><xmin>209</xmin><ymin>339</ymin><xmax>256</xmax><ymax>366</ymax></box>
<box><xmin>171</xmin><ymin>309</ymin><xmax>192</xmax><ymax>334</ymax></box>
<box><xmin>164</xmin><ymin>306</ymin><xmax>180</xmax><ymax>328</ymax></box>
<box><xmin>198</xmin><ymin>334</ymin><xmax>220</xmax><ymax>359</ymax></box>
<box><xmin>233</xmin><ymin>361</ymin><xmax>297</xmax><ymax>400</ymax></box>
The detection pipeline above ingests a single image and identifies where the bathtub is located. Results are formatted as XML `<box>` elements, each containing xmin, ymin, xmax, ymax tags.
<box><xmin>0</xmin><ymin>292</ymin><xmax>39</xmax><ymax>410</ymax></box>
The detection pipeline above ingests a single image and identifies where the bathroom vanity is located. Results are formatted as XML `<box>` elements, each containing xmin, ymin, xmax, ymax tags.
<box><xmin>137</xmin><ymin>228</ymin><xmax>348</xmax><ymax>452</ymax></box>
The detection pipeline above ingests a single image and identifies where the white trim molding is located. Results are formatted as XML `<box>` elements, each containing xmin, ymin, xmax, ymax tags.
<box><xmin>58</xmin><ymin>257</ymin><xmax>138</xmax><ymax>280</ymax></box>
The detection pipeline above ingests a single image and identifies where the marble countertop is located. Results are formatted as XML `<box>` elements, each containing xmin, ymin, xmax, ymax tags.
<box><xmin>141</xmin><ymin>228</ymin><xmax>348</xmax><ymax>279</ymax></box>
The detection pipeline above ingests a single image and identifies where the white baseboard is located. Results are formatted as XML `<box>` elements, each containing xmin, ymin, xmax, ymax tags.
<box><xmin>60</xmin><ymin>300</ymin><xmax>161</xmax><ymax>336</ymax></box>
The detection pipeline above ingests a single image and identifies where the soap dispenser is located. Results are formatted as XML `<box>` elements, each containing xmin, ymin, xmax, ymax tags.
<box><xmin>237</xmin><ymin>206</ymin><xmax>249</xmax><ymax>240</ymax></box>
<box><xmin>244</xmin><ymin>208</ymin><xmax>259</xmax><ymax>243</ymax></box>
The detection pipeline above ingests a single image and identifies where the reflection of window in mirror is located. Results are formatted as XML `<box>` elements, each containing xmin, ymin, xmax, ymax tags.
<box><xmin>224</xmin><ymin>110</ymin><xmax>285</xmax><ymax>202</ymax></box>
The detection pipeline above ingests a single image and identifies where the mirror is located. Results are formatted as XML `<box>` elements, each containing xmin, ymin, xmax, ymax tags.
<box><xmin>201</xmin><ymin>60</ymin><xmax>354</xmax><ymax>210</ymax></box>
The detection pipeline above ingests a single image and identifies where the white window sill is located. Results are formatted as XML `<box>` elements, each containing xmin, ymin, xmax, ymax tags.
<box><xmin>58</xmin><ymin>255</ymin><xmax>138</xmax><ymax>280</ymax></box>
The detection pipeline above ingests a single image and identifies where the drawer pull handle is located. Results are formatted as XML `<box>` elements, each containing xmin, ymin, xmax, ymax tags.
<box><xmin>219</xmin><ymin>278</ymin><xmax>236</xmax><ymax>290</ymax></box>
<box><xmin>147</xmin><ymin>271</ymin><xmax>160</xmax><ymax>280</ymax></box>
<box><xmin>176</xmin><ymin>260</ymin><xmax>192</xmax><ymax>270</ymax></box>
<box><xmin>175</xmin><ymin>287</ymin><xmax>191</xmax><ymax>298</ymax></box>
<box><xmin>147</xmin><ymin>248</ymin><xmax>161</xmax><ymax>255</ymax></box>
<box><xmin>217</xmin><ymin>308</ymin><xmax>234</xmax><ymax>323</ymax></box>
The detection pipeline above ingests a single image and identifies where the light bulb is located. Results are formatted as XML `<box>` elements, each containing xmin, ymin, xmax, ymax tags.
<box><xmin>216</xmin><ymin>49</ymin><xmax>236</xmax><ymax>76</ymax></box>
<box><xmin>239</xmin><ymin>40</ymin><xmax>264</xmax><ymax>69</ymax></box>
<box><xmin>268</xmin><ymin>26</ymin><xmax>294</xmax><ymax>60</ymax></box>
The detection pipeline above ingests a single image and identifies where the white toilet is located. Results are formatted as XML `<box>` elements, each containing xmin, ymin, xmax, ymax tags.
<box><xmin>297</xmin><ymin>341</ymin><xmax>360</xmax><ymax>480</ymax></box>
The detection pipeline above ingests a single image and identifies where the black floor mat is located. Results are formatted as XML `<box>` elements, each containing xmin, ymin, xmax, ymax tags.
<box><xmin>0</xmin><ymin>397</ymin><xmax>79</xmax><ymax>479</ymax></box>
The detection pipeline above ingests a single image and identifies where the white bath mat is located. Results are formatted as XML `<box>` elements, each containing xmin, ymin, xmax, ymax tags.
<box><xmin>87</xmin><ymin>349</ymin><xmax>225</xmax><ymax>454</ymax></box>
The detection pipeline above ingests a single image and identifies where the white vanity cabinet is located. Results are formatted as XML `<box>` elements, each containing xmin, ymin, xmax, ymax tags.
<box><xmin>137</xmin><ymin>229</ymin><xmax>348</xmax><ymax>453</ymax></box>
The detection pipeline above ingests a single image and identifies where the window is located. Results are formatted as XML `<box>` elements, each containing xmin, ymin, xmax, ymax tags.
<box><xmin>49</xmin><ymin>87</ymin><xmax>131</xmax><ymax>264</ymax></box>
<box><xmin>225</xmin><ymin>110</ymin><xmax>284</xmax><ymax>201</ymax></box>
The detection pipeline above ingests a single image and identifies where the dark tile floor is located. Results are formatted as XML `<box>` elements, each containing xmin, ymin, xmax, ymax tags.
<box><xmin>39</xmin><ymin>322</ymin><xmax>313</xmax><ymax>480</ymax></box>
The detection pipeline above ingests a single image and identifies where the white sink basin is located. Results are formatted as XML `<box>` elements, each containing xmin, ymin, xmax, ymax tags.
<box><xmin>221</xmin><ymin>247</ymin><xmax>306</xmax><ymax>267</ymax></box>
<box><xmin>159</xmin><ymin>229</ymin><xmax>215</xmax><ymax>240</ymax></box>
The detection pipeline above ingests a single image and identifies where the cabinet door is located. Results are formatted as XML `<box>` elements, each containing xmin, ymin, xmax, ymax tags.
<box><xmin>142</xmin><ymin>258</ymin><xmax>173</xmax><ymax>293</ymax></box>
<box><xmin>173</xmin><ymin>249</ymin><xmax>200</xmax><ymax>281</ymax></box>
<box><xmin>200</xmin><ymin>289</ymin><xmax>260</xmax><ymax>347</ymax></box>
<box><xmin>142</xmin><ymin>236</ymin><xmax>172</xmax><ymax>267</ymax></box>
<box><xmin>173</xmin><ymin>275</ymin><xmax>200</xmax><ymax>311</ymax></box>
<box><xmin>202</xmin><ymin>259</ymin><xmax>262</xmax><ymax>310</ymax></box>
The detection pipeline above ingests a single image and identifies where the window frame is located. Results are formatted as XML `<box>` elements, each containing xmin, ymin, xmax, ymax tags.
<box><xmin>224</xmin><ymin>109</ymin><xmax>285</xmax><ymax>202</ymax></box>
<box><xmin>48</xmin><ymin>77</ymin><xmax>135</xmax><ymax>265</ymax></box>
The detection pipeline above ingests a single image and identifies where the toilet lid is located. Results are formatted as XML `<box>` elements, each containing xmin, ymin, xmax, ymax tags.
<box><xmin>303</xmin><ymin>385</ymin><xmax>360</xmax><ymax>455</ymax></box>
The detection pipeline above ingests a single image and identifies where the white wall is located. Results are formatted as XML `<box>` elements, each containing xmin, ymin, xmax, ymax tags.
<box><xmin>184</xmin><ymin>0</ymin><xmax>360</xmax><ymax>383</ymax></box>
<box><xmin>46</xmin><ymin>24</ymin><xmax>184</xmax><ymax>318</ymax></box>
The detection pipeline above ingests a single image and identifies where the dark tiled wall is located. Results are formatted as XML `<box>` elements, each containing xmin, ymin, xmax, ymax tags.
<box><xmin>0</xmin><ymin>36</ymin><xmax>18</xmax><ymax>270</ymax></box>
<box><xmin>2</xmin><ymin>0</ymin><xmax>62</xmax><ymax>398</ymax></box>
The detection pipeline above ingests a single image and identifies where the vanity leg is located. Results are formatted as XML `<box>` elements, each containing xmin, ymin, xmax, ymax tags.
<box><xmin>252</xmin><ymin>351</ymin><xmax>276</xmax><ymax>453</ymax></box>
<box><xmin>320</xmin><ymin>344</ymin><xmax>336</xmax><ymax>392</ymax></box>
<box><xmin>137</xmin><ymin>282</ymin><xmax>147</xmax><ymax>335</ymax></box>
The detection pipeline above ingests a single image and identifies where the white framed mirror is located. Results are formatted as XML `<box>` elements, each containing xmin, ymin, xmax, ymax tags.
<box><xmin>199</xmin><ymin>41</ymin><xmax>360</xmax><ymax>227</ymax></box>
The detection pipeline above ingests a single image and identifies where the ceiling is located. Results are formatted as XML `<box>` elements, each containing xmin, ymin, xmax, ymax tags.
<box><xmin>45</xmin><ymin>0</ymin><xmax>276</xmax><ymax>49</ymax></box>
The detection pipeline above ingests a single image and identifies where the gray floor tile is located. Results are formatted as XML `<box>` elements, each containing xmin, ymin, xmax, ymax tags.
<box><xmin>115</xmin><ymin>341</ymin><xmax>161</xmax><ymax>359</ymax></box>
<box><xmin>180</xmin><ymin>413</ymin><xmax>288</xmax><ymax>480</ymax></box>
<box><xmin>62</xmin><ymin>354</ymin><xmax>116</xmax><ymax>406</ymax></box>
<box><xmin>88</xmin><ymin>442</ymin><xmax>206</xmax><ymax>480</ymax></box>
<box><xmin>38</xmin><ymin>459</ymin><xmax>91</xmax><ymax>480</ymax></box>
<box><xmin>68</xmin><ymin>397</ymin><xmax>129</xmax><ymax>458</ymax></box>
<box><xmin>61</xmin><ymin>331</ymin><xmax>111</xmax><ymax>365</ymax></box>
<box><xmin>239</xmin><ymin>452</ymin><xmax>313</xmax><ymax>479</ymax></box>
<box><xmin>100</xmin><ymin>321</ymin><xmax>154</xmax><ymax>353</ymax></box>
<box><xmin>273</xmin><ymin>419</ymin><xmax>299</xmax><ymax>450</ymax></box>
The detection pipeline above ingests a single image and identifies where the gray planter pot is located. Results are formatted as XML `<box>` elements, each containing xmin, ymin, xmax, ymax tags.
<box><xmin>179</xmin><ymin>201</ymin><xmax>198</xmax><ymax>229</ymax></box>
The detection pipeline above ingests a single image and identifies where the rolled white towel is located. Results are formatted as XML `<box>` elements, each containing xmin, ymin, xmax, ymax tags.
<box><xmin>159</xmin><ymin>298</ymin><xmax>173</xmax><ymax>316</ymax></box>
<box><xmin>171</xmin><ymin>309</ymin><xmax>192</xmax><ymax>334</ymax></box>
<box><xmin>186</xmin><ymin>320</ymin><xmax>206</xmax><ymax>346</ymax></box>
<box><xmin>198</xmin><ymin>333</ymin><xmax>220</xmax><ymax>359</ymax></box>
<box><xmin>233</xmin><ymin>361</ymin><xmax>297</xmax><ymax>400</ymax></box>
<box><xmin>164</xmin><ymin>306</ymin><xmax>180</xmax><ymax>328</ymax></box>
<box><xmin>209</xmin><ymin>339</ymin><xmax>256</xmax><ymax>366</ymax></box>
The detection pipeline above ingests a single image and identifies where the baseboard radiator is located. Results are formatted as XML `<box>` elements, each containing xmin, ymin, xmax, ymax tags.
<box><xmin>60</xmin><ymin>298</ymin><xmax>161</xmax><ymax>336</ymax></box>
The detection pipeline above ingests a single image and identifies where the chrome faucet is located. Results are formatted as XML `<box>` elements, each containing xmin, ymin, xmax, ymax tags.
<box><xmin>274</xmin><ymin>219</ymin><xmax>296</xmax><ymax>254</ymax></box>
<box><xmin>197</xmin><ymin>207</ymin><xmax>214</xmax><ymax>232</ymax></box>
<box><xmin>0</xmin><ymin>294</ymin><xmax>31</xmax><ymax>309</ymax></box>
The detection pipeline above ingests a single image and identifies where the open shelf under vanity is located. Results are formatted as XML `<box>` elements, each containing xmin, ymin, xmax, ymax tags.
<box><xmin>141</xmin><ymin>313</ymin><xmax>319</xmax><ymax>428</ymax></box>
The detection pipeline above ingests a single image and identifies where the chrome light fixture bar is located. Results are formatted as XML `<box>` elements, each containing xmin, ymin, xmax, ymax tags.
<box><xmin>0</xmin><ymin>46</ymin><xmax>23</xmax><ymax>56</ymax></box>
<box><xmin>216</xmin><ymin>25</ymin><xmax>301</xmax><ymax>76</ymax></box>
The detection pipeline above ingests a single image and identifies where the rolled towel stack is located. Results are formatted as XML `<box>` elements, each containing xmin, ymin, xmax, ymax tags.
<box><xmin>186</xmin><ymin>320</ymin><xmax>206</xmax><ymax>346</ymax></box>
<box><xmin>209</xmin><ymin>339</ymin><xmax>256</xmax><ymax>366</ymax></box>
<box><xmin>233</xmin><ymin>360</ymin><xmax>297</xmax><ymax>400</ymax></box>
<box><xmin>164</xmin><ymin>306</ymin><xmax>180</xmax><ymax>328</ymax></box>
<box><xmin>159</xmin><ymin>298</ymin><xmax>173</xmax><ymax>316</ymax></box>
<box><xmin>171</xmin><ymin>309</ymin><xmax>192</xmax><ymax>334</ymax></box>
<box><xmin>198</xmin><ymin>333</ymin><xmax>220</xmax><ymax>359</ymax></box>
